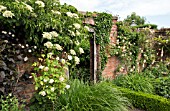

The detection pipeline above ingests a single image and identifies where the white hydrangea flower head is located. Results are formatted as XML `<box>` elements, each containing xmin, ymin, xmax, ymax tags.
<box><xmin>44</xmin><ymin>41</ymin><xmax>53</xmax><ymax>48</ymax></box>
<box><xmin>35</xmin><ymin>1</ymin><xmax>45</xmax><ymax>7</ymax></box>
<box><xmin>54</xmin><ymin>44</ymin><xmax>62</xmax><ymax>50</ymax></box>
<box><xmin>72</xmin><ymin>13</ymin><xmax>79</xmax><ymax>18</ymax></box>
<box><xmin>66</xmin><ymin>12</ymin><xmax>73</xmax><ymax>17</ymax></box>
<box><xmin>68</xmin><ymin>55</ymin><xmax>72</xmax><ymax>60</ymax></box>
<box><xmin>44</xmin><ymin>67</ymin><xmax>49</xmax><ymax>72</ymax></box>
<box><xmin>51</xmin><ymin>87</ymin><xmax>55</xmax><ymax>92</ymax></box>
<box><xmin>50</xmin><ymin>31</ymin><xmax>58</xmax><ymax>37</ymax></box>
<box><xmin>74</xmin><ymin>56</ymin><xmax>80</xmax><ymax>64</ymax></box>
<box><xmin>60</xmin><ymin>59</ymin><xmax>65</xmax><ymax>64</ymax></box>
<box><xmin>23</xmin><ymin>3</ymin><xmax>33</xmax><ymax>12</ymax></box>
<box><xmin>24</xmin><ymin>56</ymin><xmax>28</xmax><ymax>61</ymax></box>
<box><xmin>65</xmin><ymin>85</ymin><xmax>70</xmax><ymax>89</ymax></box>
<box><xmin>51</xmin><ymin>10</ymin><xmax>61</xmax><ymax>15</ymax></box>
<box><xmin>43</xmin><ymin>79</ymin><xmax>48</xmax><ymax>82</ymax></box>
<box><xmin>0</xmin><ymin>5</ymin><xmax>7</xmax><ymax>12</ymax></box>
<box><xmin>79</xmin><ymin>47</ymin><xmax>84</xmax><ymax>54</ymax></box>
<box><xmin>49</xmin><ymin>79</ymin><xmax>54</xmax><ymax>84</ymax></box>
<box><xmin>3</xmin><ymin>10</ymin><xmax>14</xmax><ymax>18</ymax></box>
<box><xmin>39</xmin><ymin>91</ymin><xmax>46</xmax><ymax>96</ymax></box>
<box><xmin>70</xmin><ymin>49</ymin><xmax>76</xmax><ymax>55</ymax></box>
<box><xmin>39</xmin><ymin>65</ymin><xmax>44</xmax><ymax>69</ymax></box>
<box><xmin>42</xmin><ymin>32</ymin><xmax>52</xmax><ymax>39</ymax></box>
<box><xmin>73</xmin><ymin>23</ymin><xmax>81</xmax><ymax>29</ymax></box>
<box><xmin>76</xmin><ymin>30</ymin><xmax>80</xmax><ymax>36</ymax></box>
<box><xmin>84</xmin><ymin>26</ymin><xmax>90</xmax><ymax>31</ymax></box>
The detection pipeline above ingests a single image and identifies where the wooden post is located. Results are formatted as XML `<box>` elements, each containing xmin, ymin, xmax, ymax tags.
<box><xmin>89</xmin><ymin>28</ymin><xmax>97</xmax><ymax>83</ymax></box>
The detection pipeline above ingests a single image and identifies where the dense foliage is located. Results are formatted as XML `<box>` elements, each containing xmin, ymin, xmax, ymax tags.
<box><xmin>116</xmin><ymin>86</ymin><xmax>170</xmax><ymax>111</ymax></box>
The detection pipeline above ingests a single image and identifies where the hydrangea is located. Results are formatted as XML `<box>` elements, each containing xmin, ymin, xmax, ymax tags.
<box><xmin>51</xmin><ymin>10</ymin><xmax>61</xmax><ymax>15</ymax></box>
<box><xmin>65</xmin><ymin>85</ymin><xmax>70</xmax><ymax>89</ymax></box>
<box><xmin>84</xmin><ymin>26</ymin><xmax>90</xmax><ymax>31</ymax></box>
<box><xmin>35</xmin><ymin>1</ymin><xmax>45</xmax><ymax>7</ymax></box>
<box><xmin>44</xmin><ymin>41</ymin><xmax>53</xmax><ymax>48</ymax></box>
<box><xmin>39</xmin><ymin>65</ymin><xmax>44</xmax><ymax>69</ymax></box>
<box><xmin>23</xmin><ymin>3</ymin><xmax>33</xmax><ymax>12</ymax></box>
<box><xmin>72</xmin><ymin>13</ymin><xmax>79</xmax><ymax>18</ymax></box>
<box><xmin>79</xmin><ymin>47</ymin><xmax>84</xmax><ymax>54</ymax></box>
<box><xmin>50</xmin><ymin>31</ymin><xmax>58</xmax><ymax>37</ymax></box>
<box><xmin>66</xmin><ymin>12</ymin><xmax>73</xmax><ymax>17</ymax></box>
<box><xmin>76</xmin><ymin>30</ymin><xmax>80</xmax><ymax>36</ymax></box>
<box><xmin>73</xmin><ymin>23</ymin><xmax>81</xmax><ymax>29</ymax></box>
<box><xmin>70</xmin><ymin>49</ymin><xmax>76</xmax><ymax>55</ymax></box>
<box><xmin>60</xmin><ymin>59</ymin><xmax>65</xmax><ymax>64</ymax></box>
<box><xmin>39</xmin><ymin>91</ymin><xmax>46</xmax><ymax>96</ymax></box>
<box><xmin>74</xmin><ymin>56</ymin><xmax>80</xmax><ymax>64</ymax></box>
<box><xmin>43</xmin><ymin>79</ymin><xmax>48</xmax><ymax>82</ymax></box>
<box><xmin>68</xmin><ymin>55</ymin><xmax>72</xmax><ymax>60</ymax></box>
<box><xmin>0</xmin><ymin>5</ymin><xmax>7</xmax><ymax>12</ymax></box>
<box><xmin>51</xmin><ymin>87</ymin><xmax>55</xmax><ymax>92</ymax></box>
<box><xmin>44</xmin><ymin>67</ymin><xmax>49</xmax><ymax>71</ymax></box>
<box><xmin>3</xmin><ymin>10</ymin><xmax>14</xmax><ymax>18</ymax></box>
<box><xmin>54</xmin><ymin>44</ymin><xmax>62</xmax><ymax>50</ymax></box>
<box><xmin>49</xmin><ymin>79</ymin><xmax>54</xmax><ymax>84</ymax></box>
<box><xmin>42</xmin><ymin>32</ymin><xmax>52</xmax><ymax>39</ymax></box>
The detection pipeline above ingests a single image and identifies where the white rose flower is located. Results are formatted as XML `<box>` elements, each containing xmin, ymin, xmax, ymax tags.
<box><xmin>56</xmin><ymin>57</ymin><xmax>60</xmax><ymax>60</ymax></box>
<box><xmin>79</xmin><ymin>47</ymin><xmax>84</xmax><ymax>54</ymax></box>
<box><xmin>28</xmin><ymin>49</ymin><xmax>32</xmax><ymax>53</ymax></box>
<box><xmin>73</xmin><ymin>23</ymin><xmax>81</xmax><ymax>29</ymax></box>
<box><xmin>44</xmin><ymin>41</ymin><xmax>53</xmax><ymax>48</ymax></box>
<box><xmin>51</xmin><ymin>10</ymin><xmax>61</xmax><ymax>15</ymax></box>
<box><xmin>23</xmin><ymin>3</ymin><xmax>33</xmax><ymax>12</ymax></box>
<box><xmin>2</xmin><ymin>31</ymin><xmax>7</xmax><ymax>34</ymax></box>
<box><xmin>68</xmin><ymin>55</ymin><xmax>72</xmax><ymax>60</ymax></box>
<box><xmin>0</xmin><ymin>5</ymin><xmax>7</xmax><ymax>12</ymax></box>
<box><xmin>54</xmin><ymin>44</ymin><xmax>62</xmax><ymax>50</ymax></box>
<box><xmin>70</xmin><ymin>49</ymin><xmax>76</xmax><ymax>55</ymax></box>
<box><xmin>74</xmin><ymin>56</ymin><xmax>80</xmax><ymax>64</ymax></box>
<box><xmin>66</xmin><ymin>12</ymin><xmax>73</xmax><ymax>17</ymax></box>
<box><xmin>72</xmin><ymin>13</ymin><xmax>79</xmax><ymax>18</ymax></box>
<box><xmin>39</xmin><ymin>65</ymin><xmax>44</xmax><ymax>69</ymax></box>
<box><xmin>49</xmin><ymin>79</ymin><xmax>54</xmax><ymax>84</ymax></box>
<box><xmin>70</xmin><ymin>31</ymin><xmax>75</xmax><ymax>36</ymax></box>
<box><xmin>76</xmin><ymin>30</ymin><xmax>80</xmax><ymax>36</ymax></box>
<box><xmin>84</xmin><ymin>26</ymin><xmax>90</xmax><ymax>31</ymax></box>
<box><xmin>50</xmin><ymin>31</ymin><xmax>58</xmax><ymax>37</ymax></box>
<box><xmin>59</xmin><ymin>76</ymin><xmax>64</xmax><ymax>82</ymax></box>
<box><xmin>44</xmin><ymin>67</ymin><xmax>49</xmax><ymax>72</ymax></box>
<box><xmin>65</xmin><ymin>85</ymin><xmax>70</xmax><ymax>89</ymax></box>
<box><xmin>39</xmin><ymin>91</ymin><xmax>46</xmax><ymax>96</ymax></box>
<box><xmin>3</xmin><ymin>10</ymin><xmax>14</xmax><ymax>18</ymax></box>
<box><xmin>51</xmin><ymin>87</ymin><xmax>55</xmax><ymax>92</ymax></box>
<box><xmin>43</xmin><ymin>79</ymin><xmax>48</xmax><ymax>82</ymax></box>
<box><xmin>24</xmin><ymin>57</ymin><xmax>28</xmax><ymax>62</ymax></box>
<box><xmin>60</xmin><ymin>59</ymin><xmax>65</xmax><ymax>64</ymax></box>
<box><xmin>35</xmin><ymin>1</ymin><xmax>45</xmax><ymax>7</ymax></box>
<box><xmin>42</xmin><ymin>32</ymin><xmax>52</xmax><ymax>40</ymax></box>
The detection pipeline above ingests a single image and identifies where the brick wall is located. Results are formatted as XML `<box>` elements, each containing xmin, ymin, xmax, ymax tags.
<box><xmin>102</xmin><ymin>17</ymin><xmax>119</xmax><ymax>79</ymax></box>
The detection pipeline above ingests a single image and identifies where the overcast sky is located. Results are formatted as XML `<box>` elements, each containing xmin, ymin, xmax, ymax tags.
<box><xmin>60</xmin><ymin>0</ymin><xmax>170</xmax><ymax>29</ymax></box>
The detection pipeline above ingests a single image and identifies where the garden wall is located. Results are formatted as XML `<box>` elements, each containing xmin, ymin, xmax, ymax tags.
<box><xmin>102</xmin><ymin>17</ymin><xmax>119</xmax><ymax>79</ymax></box>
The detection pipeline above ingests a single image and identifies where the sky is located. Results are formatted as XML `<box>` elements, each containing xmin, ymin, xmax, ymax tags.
<box><xmin>60</xmin><ymin>0</ymin><xmax>170</xmax><ymax>29</ymax></box>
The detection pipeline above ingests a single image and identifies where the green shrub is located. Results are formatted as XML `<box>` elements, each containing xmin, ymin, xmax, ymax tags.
<box><xmin>113</xmin><ymin>73</ymin><xmax>154</xmax><ymax>93</ymax></box>
<box><xmin>114</xmin><ymin>86</ymin><xmax>170</xmax><ymax>111</ymax></box>
<box><xmin>55</xmin><ymin>80</ymin><xmax>131</xmax><ymax>111</ymax></box>
<box><xmin>153</xmin><ymin>77</ymin><xmax>170</xmax><ymax>98</ymax></box>
<box><xmin>0</xmin><ymin>94</ymin><xmax>24</xmax><ymax>111</ymax></box>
